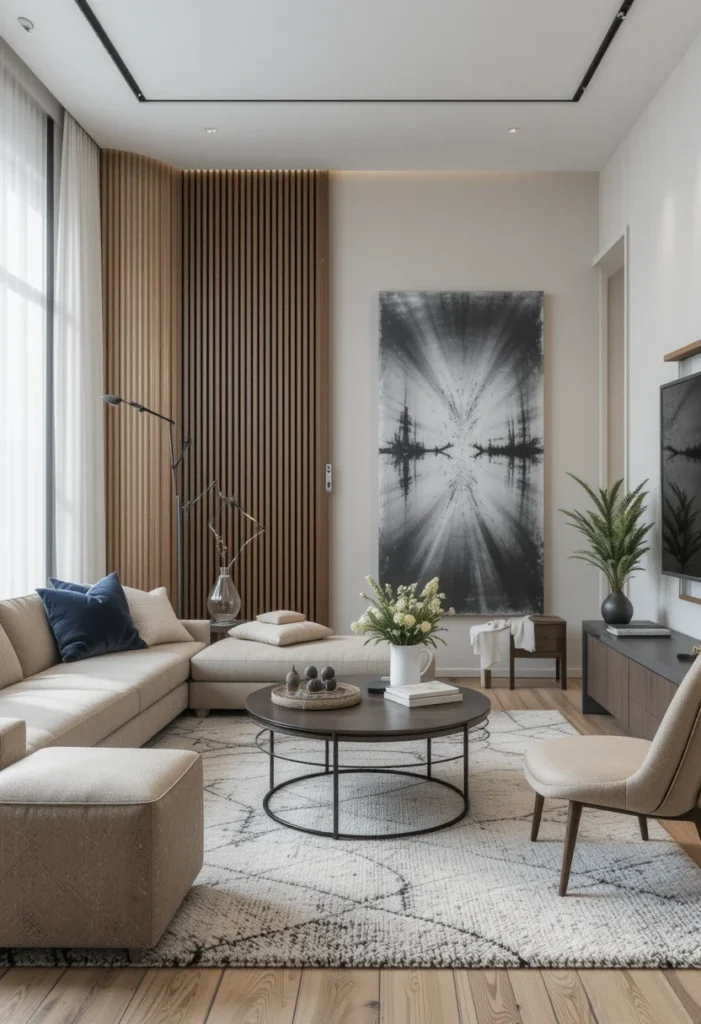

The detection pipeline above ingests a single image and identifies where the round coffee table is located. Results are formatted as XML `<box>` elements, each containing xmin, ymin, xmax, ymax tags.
<box><xmin>245</xmin><ymin>679</ymin><xmax>491</xmax><ymax>840</ymax></box>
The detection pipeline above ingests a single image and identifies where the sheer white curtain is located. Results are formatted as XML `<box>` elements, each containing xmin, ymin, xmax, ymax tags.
<box><xmin>54</xmin><ymin>114</ymin><xmax>105</xmax><ymax>583</ymax></box>
<box><xmin>0</xmin><ymin>51</ymin><xmax>49</xmax><ymax>599</ymax></box>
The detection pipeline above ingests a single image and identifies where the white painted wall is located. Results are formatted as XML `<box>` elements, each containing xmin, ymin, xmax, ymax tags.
<box><xmin>330</xmin><ymin>172</ymin><xmax>600</xmax><ymax>675</ymax></box>
<box><xmin>600</xmin><ymin>30</ymin><xmax>701</xmax><ymax>637</ymax></box>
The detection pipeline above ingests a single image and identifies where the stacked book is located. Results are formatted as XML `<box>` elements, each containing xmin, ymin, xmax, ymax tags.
<box><xmin>606</xmin><ymin>622</ymin><xmax>671</xmax><ymax>638</ymax></box>
<box><xmin>384</xmin><ymin>681</ymin><xmax>463</xmax><ymax>707</ymax></box>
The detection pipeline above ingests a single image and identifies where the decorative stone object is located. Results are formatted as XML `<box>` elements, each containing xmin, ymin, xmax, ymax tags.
<box><xmin>307</xmin><ymin>677</ymin><xmax>324</xmax><ymax>693</ymax></box>
<box><xmin>325</xmin><ymin>678</ymin><xmax>337</xmax><ymax>692</ymax></box>
<box><xmin>285</xmin><ymin>667</ymin><xmax>301</xmax><ymax>694</ymax></box>
<box><xmin>321</xmin><ymin>666</ymin><xmax>335</xmax><ymax>682</ymax></box>
<box><xmin>304</xmin><ymin>666</ymin><xmax>318</xmax><ymax>680</ymax></box>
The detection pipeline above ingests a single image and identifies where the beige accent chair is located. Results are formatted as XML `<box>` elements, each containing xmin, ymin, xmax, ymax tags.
<box><xmin>525</xmin><ymin>655</ymin><xmax>701</xmax><ymax>896</ymax></box>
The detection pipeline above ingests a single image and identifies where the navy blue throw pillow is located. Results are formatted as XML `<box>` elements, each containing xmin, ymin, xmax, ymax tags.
<box><xmin>37</xmin><ymin>572</ymin><xmax>146</xmax><ymax>663</ymax></box>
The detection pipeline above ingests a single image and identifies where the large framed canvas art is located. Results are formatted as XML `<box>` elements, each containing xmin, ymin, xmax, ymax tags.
<box><xmin>379</xmin><ymin>290</ymin><xmax>544</xmax><ymax>615</ymax></box>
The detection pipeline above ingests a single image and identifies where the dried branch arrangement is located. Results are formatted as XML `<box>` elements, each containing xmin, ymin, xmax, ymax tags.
<box><xmin>207</xmin><ymin>490</ymin><xmax>265</xmax><ymax>572</ymax></box>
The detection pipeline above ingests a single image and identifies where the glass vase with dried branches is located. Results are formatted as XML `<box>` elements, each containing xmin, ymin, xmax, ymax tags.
<box><xmin>206</xmin><ymin>491</ymin><xmax>265</xmax><ymax>622</ymax></box>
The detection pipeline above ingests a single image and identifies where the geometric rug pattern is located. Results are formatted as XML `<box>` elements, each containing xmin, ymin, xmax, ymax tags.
<box><xmin>4</xmin><ymin>709</ymin><xmax>701</xmax><ymax>968</ymax></box>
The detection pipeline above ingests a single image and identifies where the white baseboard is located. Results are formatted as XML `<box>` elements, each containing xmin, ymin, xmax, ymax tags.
<box><xmin>438</xmin><ymin>666</ymin><xmax>582</xmax><ymax>679</ymax></box>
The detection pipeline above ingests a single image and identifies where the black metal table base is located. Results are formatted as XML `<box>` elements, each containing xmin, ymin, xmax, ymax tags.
<box><xmin>254</xmin><ymin>724</ymin><xmax>488</xmax><ymax>770</ymax></box>
<box><xmin>263</xmin><ymin>725</ymin><xmax>470</xmax><ymax>840</ymax></box>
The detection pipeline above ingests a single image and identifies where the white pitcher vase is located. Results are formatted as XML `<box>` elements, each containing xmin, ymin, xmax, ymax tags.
<box><xmin>389</xmin><ymin>644</ymin><xmax>432</xmax><ymax>687</ymax></box>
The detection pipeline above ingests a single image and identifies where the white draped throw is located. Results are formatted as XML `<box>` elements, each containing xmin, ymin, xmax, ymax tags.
<box><xmin>54</xmin><ymin>114</ymin><xmax>105</xmax><ymax>582</ymax></box>
<box><xmin>469</xmin><ymin>616</ymin><xmax>537</xmax><ymax>670</ymax></box>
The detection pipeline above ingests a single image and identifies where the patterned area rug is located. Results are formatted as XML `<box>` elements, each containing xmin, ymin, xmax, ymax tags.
<box><xmin>7</xmin><ymin>709</ymin><xmax>701</xmax><ymax>968</ymax></box>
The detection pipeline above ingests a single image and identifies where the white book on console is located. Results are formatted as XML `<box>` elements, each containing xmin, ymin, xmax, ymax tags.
<box><xmin>384</xmin><ymin>690</ymin><xmax>463</xmax><ymax>707</ymax></box>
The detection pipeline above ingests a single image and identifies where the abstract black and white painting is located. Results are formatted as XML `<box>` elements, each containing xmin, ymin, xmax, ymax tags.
<box><xmin>379</xmin><ymin>291</ymin><xmax>544</xmax><ymax>614</ymax></box>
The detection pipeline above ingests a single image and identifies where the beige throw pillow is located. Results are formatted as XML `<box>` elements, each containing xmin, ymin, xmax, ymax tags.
<box><xmin>123</xmin><ymin>587</ymin><xmax>193</xmax><ymax>647</ymax></box>
<box><xmin>0</xmin><ymin>593</ymin><xmax>59</xmax><ymax>678</ymax></box>
<box><xmin>256</xmin><ymin>610</ymin><xmax>305</xmax><ymax>625</ymax></box>
<box><xmin>0</xmin><ymin>623</ymin><xmax>23</xmax><ymax>689</ymax></box>
<box><xmin>229</xmin><ymin>620</ymin><xmax>332</xmax><ymax>646</ymax></box>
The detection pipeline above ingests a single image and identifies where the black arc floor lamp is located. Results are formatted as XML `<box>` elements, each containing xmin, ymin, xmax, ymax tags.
<box><xmin>102</xmin><ymin>394</ymin><xmax>211</xmax><ymax>617</ymax></box>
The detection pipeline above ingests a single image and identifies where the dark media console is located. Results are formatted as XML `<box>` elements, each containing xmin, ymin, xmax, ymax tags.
<box><xmin>582</xmin><ymin>620</ymin><xmax>699</xmax><ymax>739</ymax></box>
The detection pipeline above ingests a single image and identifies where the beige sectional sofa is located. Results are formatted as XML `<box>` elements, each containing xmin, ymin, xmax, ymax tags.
<box><xmin>0</xmin><ymin>592</ymin><xmax>210</xmax><ymax>757</ymax></box>
<box><xmin>0</xmin><ymin>592</ymin><xmax>433</xmax><ymax>955</ymax></box>
<box><xmin>0</xmin><ymin>593</ymin><xmax>419</xmax><ymax>749</ymax></box>
<box><xmin>0</xmin><ymin>592</ymin><xmax>210</xmax><ymax>955</ymax></box>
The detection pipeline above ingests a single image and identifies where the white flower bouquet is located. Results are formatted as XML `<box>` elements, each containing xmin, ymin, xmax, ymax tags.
<box><xmin>350</xmin><ymin>576</ymin><xmax>455</xmax><ymax>648</ymax></box>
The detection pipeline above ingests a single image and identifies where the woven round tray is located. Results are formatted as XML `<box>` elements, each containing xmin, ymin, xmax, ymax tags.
<box><xmin>271</xmin><ymin>682</ymin><xmax>361</xmax><ymax>711</ymax></box>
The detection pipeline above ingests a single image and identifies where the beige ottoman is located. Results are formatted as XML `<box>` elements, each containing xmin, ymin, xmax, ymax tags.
<box><xmin>189</xmin><ymin>635</ymin><xmax>437</xmax><ymax>712</ymax></box>
<box><xmin>0</xmin><ymin>746</ymin><xmax>203</xmax><ymax>957</ymax></box>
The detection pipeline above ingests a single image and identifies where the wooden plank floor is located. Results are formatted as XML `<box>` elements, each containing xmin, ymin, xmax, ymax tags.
<box><xmin>2</xmin><ymin>678</ymin><xmax>700</xmax><ymax>1024</ymax></box>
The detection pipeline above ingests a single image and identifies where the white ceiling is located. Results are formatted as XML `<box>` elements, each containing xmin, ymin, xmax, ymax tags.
<box><xmin>1</xmin><ymin>0</ymin><xmax>700</xmax><ymax>170</ymax></box>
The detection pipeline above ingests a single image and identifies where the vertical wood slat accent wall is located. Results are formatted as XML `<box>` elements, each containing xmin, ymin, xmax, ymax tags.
<box><xmin>181</xmin><ymin>170</ymin><xmax>330</xmax><ymax>622</ymax></box>
<box><xmin>101</xmin><ymin>151</ymin><xmax>182</xmax><ymax>597</ymax></box>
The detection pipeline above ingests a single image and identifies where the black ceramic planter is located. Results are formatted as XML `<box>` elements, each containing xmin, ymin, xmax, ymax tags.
<box><xmin>601</xmin><ymin>590</ymin><xmax>633</xmax><ymax>625</ymax></box>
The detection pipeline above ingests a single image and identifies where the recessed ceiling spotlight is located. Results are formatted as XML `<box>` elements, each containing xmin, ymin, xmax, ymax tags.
<box><xmin>508</xmin><ymin>127</ymin><xmax>520</xmax><ymax>134</ymax></box>
<box><xmin>17</xmin><ymin>16</ymin><xmax>34</xmax><ymax>33</ymax></box>
<box><xmin>204</xmin><ymin>127</ymin><xmax>217</xmax><ymax>134</ymax></box>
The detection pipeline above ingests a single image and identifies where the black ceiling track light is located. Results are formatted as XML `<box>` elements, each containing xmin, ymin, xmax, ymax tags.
<box><xmin>73</xmin><ymin>0</ymin><xmax>637</xmax><ymax>105</ymax></box>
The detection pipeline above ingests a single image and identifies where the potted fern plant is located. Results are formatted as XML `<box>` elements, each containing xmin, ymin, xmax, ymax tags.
<box><xmin>560</xmin><ymin>475</ymin><xmax>653</xmax><ymax>625</ymax></box>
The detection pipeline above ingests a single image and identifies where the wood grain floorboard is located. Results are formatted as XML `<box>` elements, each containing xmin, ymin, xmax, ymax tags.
<box><xmin>540</xmin><ymin>970</ymin><xmax>597</xmax><ymax>1024</ymax></box>
<box><xmin>0</xmin><ymin>968</ymin><xmax>65</xmax><ymax>1024</ymax></box>
<box><xmin>293</xmin><ymin>968</ymin><xmax>379</xmax><ymax>1024</ymax></box>
<box><xmin>208</xmin><ymin>968</ymin><xmax>301</xmax><ymax>1024</ymax></box>
<box><xmin>26</xmin><ymin>968</ymin><xmax>144</xmax><ymax>1024</ymax></box>
<box><xmin>666</xmin><ymin>971</ymin><xmax>701</xmax><ymax>1024</ymax></box>
<box><xmin>381</xmin><ymin>970</ymin><xmax>460</xmax><ymax>1024</ymax></box>
<box><xmin>507</xmin><ymin>970</ymin><xmax>558</xmax><ymax>1024</ymax></box>
<box><xmin>119</xmin><ymin>969</ymin><xmax>222</xmax><ymax>1024</ymax></box>
<box><xmin>455</xmin><ymin>969</ymin><xmax>522</xmax><ymax>1023</ymax></box>
<box><xmin>579</xmin><ymin>969</ymin><xmax>694</xmax><ymax>1024</ymax></box>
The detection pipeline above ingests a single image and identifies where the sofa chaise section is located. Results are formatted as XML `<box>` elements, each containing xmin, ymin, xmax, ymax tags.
<box><xmin>189</xmin><ymin>635</ymin><xmax>437</xmax><ymax>710</ymax></box>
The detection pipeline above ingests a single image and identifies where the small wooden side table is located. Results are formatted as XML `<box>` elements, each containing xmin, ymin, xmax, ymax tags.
<box><xmin>209</xmin><ymin>619</ymin><xmax>247</xmax><ymax>644</ymax></box>
<box><xmin>509</xmin><ymin>615</ymin><xmax>567</xmax><ymax>690</ymax></box>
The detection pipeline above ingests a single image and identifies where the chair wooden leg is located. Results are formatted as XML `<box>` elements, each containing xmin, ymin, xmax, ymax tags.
<box><xmin>638</xmin><ymin>815</ymin><xmax>649</xmax><ymax>841</ymax></box>
<box><xmin>531</xmin><ymin>792</ymin><xmax>544</xmax><ymax>842</ymax></box>
<box><xmin>559</xmin><ymin>801</ymin><xmax>582</xmax><ymax>896</ymax></box>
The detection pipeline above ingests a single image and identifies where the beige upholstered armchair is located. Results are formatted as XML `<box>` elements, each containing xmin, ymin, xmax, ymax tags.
<box><xmin>524</xmin><ymin>656</ymin><xmax>701</xmax><ymax>895</ymax></box>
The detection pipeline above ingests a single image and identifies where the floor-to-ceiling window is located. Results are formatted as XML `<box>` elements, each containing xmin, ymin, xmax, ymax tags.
<box><xmin>0</xmin><ymin>49</ymin><xmax>53</xmax><ymax>599</ymax></box>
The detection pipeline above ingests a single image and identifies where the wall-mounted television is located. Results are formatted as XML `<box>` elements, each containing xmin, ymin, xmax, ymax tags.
<box><xmin>661</xmin><ymin>370</ymin><xmax>701</xmax><ymax>582</ymax></box>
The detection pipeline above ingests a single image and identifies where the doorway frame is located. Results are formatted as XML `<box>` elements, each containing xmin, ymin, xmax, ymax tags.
<box><xmin>592</xmin><ymin>228</ymin><xmax>629</xmax><ymax>603</ymax></box>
